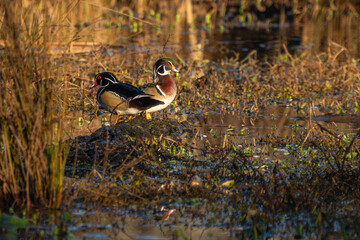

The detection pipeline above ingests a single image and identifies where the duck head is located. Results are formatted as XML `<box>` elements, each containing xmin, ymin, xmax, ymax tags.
<box><xmin>90</xmin><ymin>72</ymin><xmax>119</xmax><ymax>89</ymax></box>
<box><xmin>152</xmin><ymin>58</ymin><xmax>179</xmax><ymax>82</ymax></box>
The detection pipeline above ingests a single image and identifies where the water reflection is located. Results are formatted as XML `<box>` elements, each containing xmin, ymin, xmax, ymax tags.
<box><xmin>57</xmin><ymin>13</ymin><xmax>359</xmax><ymax>62</ymax></box>
<box><xmin>67</xmin><ymin>105</ymin><xmax>359</xmax><ymax>153</ymax></box>
<box><xmin>57</xmin><ymin>212</ymin><xmax>234</xmax><ymax>240</ymax></box>
<box><xmin>188</xmin><ymin>105</ymin><xmax>359</xmax><ymax>147</ymax></box>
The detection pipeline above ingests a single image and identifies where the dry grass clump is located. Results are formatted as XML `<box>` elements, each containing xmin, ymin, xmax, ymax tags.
<box><xmin>175</xmin><ymin>48</ymin><xmax>360</xmax><ymax>115</ymax></box>
<box><xmin>0</xmin><ymin>1</ymin><xmax>73</xmax><ymax>209</ymax></box>
<box><xmin>262</xmin><ymin>49</ymin><xmax>359</xmax><ymax>112</ymax></box>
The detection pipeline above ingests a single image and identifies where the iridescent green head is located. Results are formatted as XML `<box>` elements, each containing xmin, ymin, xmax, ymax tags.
<box><xmin>152</xmin><ymin>58</ymin><xmax>179</xmax><ymax>81</ymax></box>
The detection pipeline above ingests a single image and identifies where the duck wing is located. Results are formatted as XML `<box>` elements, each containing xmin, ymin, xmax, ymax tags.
<box><xmin>128</xmin><ymin>97</ymin><xmax>164</xmax><ymax>111</ymax></box>
<box><xmin>105</xmin><ymin>83</ymin><xmax>149</xmax><ymax>99</ymax></box>
<box><xmin>139</xmin><ymin>83</ymin><xmax>165</xmax><ymax>97</ymax></box>
<box><xmin>98</xmin><ymin>83</ymin><xmax>164</xmax><ymax>112</ymax></box>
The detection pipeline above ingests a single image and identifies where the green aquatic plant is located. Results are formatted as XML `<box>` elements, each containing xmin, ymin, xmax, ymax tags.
<box><xmin>0</xmin><ymin>212</ymin><xmax>28</xmax><ymax>237</ymax></box>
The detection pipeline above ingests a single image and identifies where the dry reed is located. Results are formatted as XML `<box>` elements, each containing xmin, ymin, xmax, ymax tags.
<box><xmin>0</xmin><ymin>0</ymin><xmax>73</xmax><ymax>210</ymax></box>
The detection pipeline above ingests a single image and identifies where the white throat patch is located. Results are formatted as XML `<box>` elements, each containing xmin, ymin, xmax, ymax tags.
<box><xmin>157</xmin><ymin>65</ymin><xmax>170</xmax><ymax>76</ymax></box>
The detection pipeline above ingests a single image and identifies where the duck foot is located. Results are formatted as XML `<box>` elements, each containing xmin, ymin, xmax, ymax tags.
<box><xmin>145</xmin><ymin>111</ymin><xmax>152</xmax><ymax>120</ymax></box>
<box><xmin>115</xmin><ymin>113</ymin><xmax>122</xmax><ymax>124</ymax></box>
<box><xmin>115</xmin><ymin>114</ymin><xmax>134</xmax><ymax>124</ymax></box>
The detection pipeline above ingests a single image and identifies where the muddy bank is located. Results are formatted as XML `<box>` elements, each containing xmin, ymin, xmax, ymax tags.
<box><xmin>66</xmin><ymin>118</ymin><xmax>193</xmax><ymax>175</ymax></box>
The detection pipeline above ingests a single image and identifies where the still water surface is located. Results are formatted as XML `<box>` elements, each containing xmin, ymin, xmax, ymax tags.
<box><xmin>68</xmin><ymin>16</ymin><xmax>359</xmax><ymax>60</ymax></box>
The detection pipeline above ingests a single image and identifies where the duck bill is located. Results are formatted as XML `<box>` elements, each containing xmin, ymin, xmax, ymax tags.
<box><xmin>90</xmin><ymin>82</ymin><xmax>97</xmax><ymax>89</ymax></box>
<box><xmin>172</xmin><ymin>67</ymin><xmax>179</xmax><ymax>73</ymax></box>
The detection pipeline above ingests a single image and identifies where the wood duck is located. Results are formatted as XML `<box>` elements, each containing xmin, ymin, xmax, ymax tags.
<box><xmin>90</xmin><ymin>72</ymin><xmax>164</xmax><ymax>123</ymax></box>
<box><xmin>140</xmin><ymin>58</ymin><xmax>179</xmax><ymax>119</ymax></box>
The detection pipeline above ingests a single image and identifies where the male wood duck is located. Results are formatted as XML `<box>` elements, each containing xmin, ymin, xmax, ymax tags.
<box><xmin>140</xmin><ymin>58</ymin><xmax>179</xmax><ymax>119</ymax></box>
<box><xmin>90</xmin><ymin>72</ymin><xmax>164</xmax><ymax>123</ymax></box>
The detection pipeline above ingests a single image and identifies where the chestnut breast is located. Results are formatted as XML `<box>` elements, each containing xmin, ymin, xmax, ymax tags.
<box><xmin>158</xmin><ymin>75</ymin><xmax>177</xmax><ymax>96</ymax></box>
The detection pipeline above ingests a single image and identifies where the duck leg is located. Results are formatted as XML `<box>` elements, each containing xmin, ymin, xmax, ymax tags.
<box><xmin>145</xmin><ymin>110</ymin><xmax>152</xmax><ymax>120</ymax></box>
<box><xmin>115</xmin><ymin>113</ymin><xmax>122</xmax><ymax>124</ymax></box>
<box><xmin>125</xmin><ymin>115</ymin><xmax>133</xmax><ymax>122</ymax></box>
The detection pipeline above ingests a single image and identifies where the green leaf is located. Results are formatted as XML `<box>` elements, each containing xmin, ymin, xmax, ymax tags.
<box><xmin>220</xmin><ymin>180</ymin><xmax>234</xmax><ymax>188</ymax></box>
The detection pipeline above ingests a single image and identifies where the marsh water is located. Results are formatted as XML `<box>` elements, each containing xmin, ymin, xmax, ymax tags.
<box><xmin>43</xmin><ymin>17</ymin><xmax>360</xmax><ymax>239</ymax></box>
<box><xmin>8</xmin><ymin>13</ymin><xmax>360</xmax><ymax>239</ymax></box>
<box><xmin>69</xmin><ymin>16</ymin><xmax>360</xmax><ymax>60</ymax></box>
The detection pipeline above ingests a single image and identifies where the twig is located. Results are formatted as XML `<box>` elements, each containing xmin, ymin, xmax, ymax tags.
<box><xmin>282</xmin><ymin>44</ymin><xmax>294</xmax><ymax>62</ymax></box>
<box><xmin>299</xmin><ymin>102</ymin><xmax>314</xmax><ymax>148</ymax></box>
<box><xmin>162</xmin><ymin>34</ymin><xmax>171</xmax><ymax>56</ymax></box>
<box><xmin>316</xmin><ymin>122</ymin><xmax>341</xmax><ymax>140</ymax></box>
<box><xmin>342</xmin><ymin>129</ymin><xmax>360</xmax><ymax>165</ymax></box>
<box><xmin>239</xmin><ymin>50</ymin><xmax>257</xmax><ymax>64</ymax></box>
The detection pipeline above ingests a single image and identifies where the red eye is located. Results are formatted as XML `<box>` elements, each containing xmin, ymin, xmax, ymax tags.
<box><xmin>97</xmin><ymin>76</ymin><xmax>102</xmax><ymax>80</ymax></box>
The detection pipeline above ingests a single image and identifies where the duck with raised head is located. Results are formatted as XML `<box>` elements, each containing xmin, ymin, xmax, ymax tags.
<box><xmin>140</xmin><ymin>58</ymin><xmax>179</xmax><ymax>119</ymax></box>
<box><xmin>90</xmin><ymin>72</ymin><xmax>164</xmax><ymax>123</ymax></box>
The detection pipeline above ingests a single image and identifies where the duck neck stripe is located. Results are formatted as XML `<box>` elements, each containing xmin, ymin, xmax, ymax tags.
<box><xmin>156</xmin><ymin>85</ymin><xmax>166</xmax><ymax>96</ymax></box>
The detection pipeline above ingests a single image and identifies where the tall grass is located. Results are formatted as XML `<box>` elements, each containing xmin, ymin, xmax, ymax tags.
<box><xmin>0</xmin><ymin>1</ymin><xmax>67</xmax><ymax>209</ymax></box>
